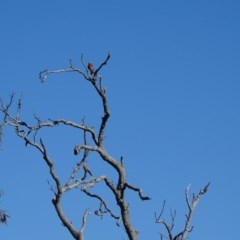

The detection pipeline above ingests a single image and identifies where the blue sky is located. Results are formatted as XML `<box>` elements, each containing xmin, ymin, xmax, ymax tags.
<box><xmin>0</xmin><ymin>1</ymin><xmax>240</xmax><ymax>239</ymax></box>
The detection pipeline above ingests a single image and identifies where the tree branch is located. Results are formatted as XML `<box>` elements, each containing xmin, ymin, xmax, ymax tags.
<box><xmin>78</xmin><ymin>209</ymin><xmax>91</xmax><ymax>240</ymax></box>
<box><xmin>180</xmin><ymin>182</ymin><xmax>210</xmax><ymax>240</ymax></box>
<box><xmin>156</xmin><ymin>183</ymin><xmax>210</xmax><ymax>240</ymax></box>
<box><xmin>125</xmin><ymin>183</ymin><xmax>151</xmax><ymax>201</ymax></box>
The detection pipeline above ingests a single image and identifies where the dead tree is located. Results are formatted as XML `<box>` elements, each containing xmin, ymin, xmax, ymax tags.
<box><xmin>0</xmin><ymin>53</ymin><xmax>209</xmax><ymax>239</ymax></box>
<box><xmin>0</xmin><ymin>53</ymin><xmax>150</xmax><ymax>240</ymax></box>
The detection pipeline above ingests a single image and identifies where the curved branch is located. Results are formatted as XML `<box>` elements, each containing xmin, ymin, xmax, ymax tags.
<box><xmin>39</xmin><ymin>67</ymin><xmax>90</xmax><ymax>83</ymax></box>
<box><xmin>73</xmin><ymin>144</ymin><xmax>99</xmax><ymax>155</ymax></box>
<box><xmin>51</xmin><ymin>118</ymin><xmax>98</xmax><ymax>145</ymax></box>
<box><xmin>125</xmin><ymin>183</ymin><xmax>151</xmax><ymax>201</ymax></box>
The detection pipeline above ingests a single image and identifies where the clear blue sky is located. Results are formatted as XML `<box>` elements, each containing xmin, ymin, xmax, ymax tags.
<box><xmin>0</xmin><ymin>1</ymin><xmax>239</xmax><ymax>239</ymax></box>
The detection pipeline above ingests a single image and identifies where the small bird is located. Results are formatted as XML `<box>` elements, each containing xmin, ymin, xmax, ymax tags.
<box><xmin>81</xmin><ymin>164</ymin><xmax>92</xmax><ymax>180</ymax></box>
<box><xmin>87</xmin><ymin>63</ymin><xmax>94</xmax><ymax>75</ymax></box>
<box><xmin>83</xmin><ymin>164</ymin><xmax>92</xmax><ymax>176</ymax></box>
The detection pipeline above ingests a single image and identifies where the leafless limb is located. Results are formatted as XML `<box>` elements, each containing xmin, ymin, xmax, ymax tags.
<box><xmin>78</xmin><ymin>209</ymin><xmax>91</xmax><ymax>240</ymax></box>
<box><xmin>156</xmin><ymin>182</ymin><xmax>210</xmax><ymax>240</ymax></box>
<box><xmin>94</xmin><ymin>51</ymin><xmax>110</xmax><ymax>77</ymax></box>
<box><xmin>180</xmin><ymin>182</ymin><xmax>210</xmax><ymax>240</ymax></box>
<box><xmin>124</xmin><ymin>183</ymin><xmax>151</xmax><ymax>200</ymax></box>
<box><xmin>39</xmin><ymin>68</ymin><xmax>88</xmax><ymax>83</ymax></box>
<box><xmin>155</xmin><ymin>200</ymin><xmax>166</xmax><ymax>221</ymax></box>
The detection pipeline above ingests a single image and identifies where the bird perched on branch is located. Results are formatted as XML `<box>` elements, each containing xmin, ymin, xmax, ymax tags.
<box><xmin>81</xmin><ymin>164</ymin><xmax>92</xmax><ymax>181</ymax></box>
<box><xmin>87</xmin><ymin>62</ymin><xmax>94</xmax><ymax>75</ymax></box>
<box><xmin>83</xmin><ymin>164</ymin><xmax>92</xmax><ymax>176</ymax></box>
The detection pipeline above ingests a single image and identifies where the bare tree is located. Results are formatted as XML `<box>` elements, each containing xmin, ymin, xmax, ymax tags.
<box><xmin>0</xmin><ymin>53</ymin><xmax>209</xmax><ymax>239</ymax></box>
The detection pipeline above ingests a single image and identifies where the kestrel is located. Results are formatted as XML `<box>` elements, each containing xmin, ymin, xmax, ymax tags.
<box><xmin>83</xmin><ymin>164</ymin><xmax>92</xmax><ymax>176</ymax></box>
<box><xmin>87</xmin><ymin>63</ymin><xmax>94</xmax><ymax>75</ymax></box>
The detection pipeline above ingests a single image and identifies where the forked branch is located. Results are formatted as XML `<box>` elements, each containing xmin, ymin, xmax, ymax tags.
<box><xmin>155</xmin><ymin>183</ymin><xmax>210</xmax><ymax>240</ymax></box>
